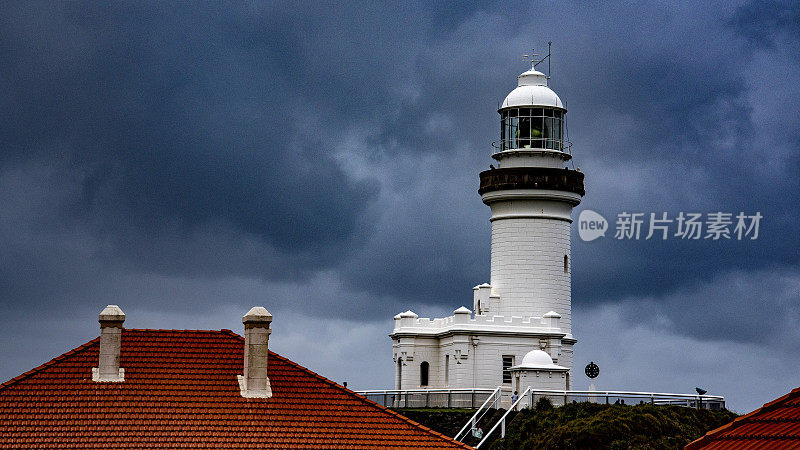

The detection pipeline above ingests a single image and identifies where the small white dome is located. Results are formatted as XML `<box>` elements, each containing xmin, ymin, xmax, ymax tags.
<box><xmin>511</xmin><ymin>349</ymin><xmax>569</xmax><ymax>372</ymax></box>
<box><xmin>521</xmin><ymin>350</ymin><xmax>554</xmax><ymax>366</ymax></box>
<box><xmin>501</xmin><ymin>68</ymin><xmax>564</xmax><ymax>110</ymax></box>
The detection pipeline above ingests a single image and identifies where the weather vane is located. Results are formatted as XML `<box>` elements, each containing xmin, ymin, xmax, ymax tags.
<box><xmin>522</xmin><ymin>42</ymin><xmax>552</xmax><ymax>77</ymax></box>
<box><xmin>522</xmin><ymin>49</ymin><xmax>540</xmax><ymax>69</ymax></box>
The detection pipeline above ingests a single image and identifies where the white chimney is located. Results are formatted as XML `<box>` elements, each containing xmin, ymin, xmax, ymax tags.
<box><xmin>92</xmin><ymin>305</ymin><xmax>125</xmax><ymax>382</ymax></box>
<box><xmin>237</xmin><ymin>306</ymin><xmax>273</xmax><ymax>398</ymax></box>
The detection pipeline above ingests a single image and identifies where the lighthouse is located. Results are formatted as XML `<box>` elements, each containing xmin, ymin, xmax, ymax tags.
<box><xmin>480</xmin><ymin>64</ymin><xmax>584</xmax><ymax>334</ymax></box>
<box><xmin>391</xmin><ymin>58</ymin><xmax>585</xmax><ymax>394</ymax></box>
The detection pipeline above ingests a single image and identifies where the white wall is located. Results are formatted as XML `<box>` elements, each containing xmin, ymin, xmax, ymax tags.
<box><xmin>490</xmin><ymin>216</ymin><xmax>572</xmax><ymax>333</ymax></box>
<box><xmin>395</xmin><ymin>332</ymin><xmax>572</xmax><ymax>391</ymax></box>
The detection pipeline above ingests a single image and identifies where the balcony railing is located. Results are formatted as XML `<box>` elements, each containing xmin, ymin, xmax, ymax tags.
<box><xmin>356</xmin><ymin>388</ymin><xmax>501</xmax><ymax>409</ymax></box>
<box><xmin>355</xmin><ymin>388</ymin><xmax>725</xmax><ymax>411</ymax></box>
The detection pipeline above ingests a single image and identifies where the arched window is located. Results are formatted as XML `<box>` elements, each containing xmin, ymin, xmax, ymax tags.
<box><xmin>564</xmin><ymin>254</ymin><xmax>569</xmax><ymax>273</ymax></box>
<box><xmin>420</xmin><ymin>361</ymin><xmax>429</xmax><ymax>386</ymax></box>
<box><xmin>397</xmin><ymin>358</ymin><xmax>403</xmax><ymax>389</ymax></box>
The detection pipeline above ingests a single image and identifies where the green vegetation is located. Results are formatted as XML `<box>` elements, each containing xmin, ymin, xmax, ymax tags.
<box><xmin>395</xmin><ymin>403</ymin><xmax>737</xmax><ymax>449</ymax></box>
<box><xmin>392</xmin><ymin>408</ymin><xmax>476</xmax><ymax>438</ymax></box>
<box><xmin>488</xmin><ymin>402</ymin><xmax>737</xmax><ymax>449</ymax></box>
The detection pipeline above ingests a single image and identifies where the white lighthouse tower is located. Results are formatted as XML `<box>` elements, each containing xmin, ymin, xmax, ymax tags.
<box><xmin>391</xmin><ymin>58</ymin><xmax>585</xmax><ymax>394</ymax></box>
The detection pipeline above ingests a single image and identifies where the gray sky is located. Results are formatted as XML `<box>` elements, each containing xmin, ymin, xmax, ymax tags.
<box><xmin>1</xmin><ymin>1</ymin><xmax>798</xmax><ymax>413</ymax></box>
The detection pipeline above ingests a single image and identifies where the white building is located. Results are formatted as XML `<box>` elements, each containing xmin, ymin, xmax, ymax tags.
<box><xmin>391</xmin><ymin>63</ymin><xmax>585</xmax><ymax>395</ymax></box>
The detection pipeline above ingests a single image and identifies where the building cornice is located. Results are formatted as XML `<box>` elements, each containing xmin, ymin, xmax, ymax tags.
<box><xmin>390</xmin><ymin>328</ymin><xmax>567</xmax><ymax>340</ymax></box>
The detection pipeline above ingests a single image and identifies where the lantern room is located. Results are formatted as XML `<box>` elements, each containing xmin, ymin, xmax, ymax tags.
<box><xmin>497</xmin><ymin>67</ymin><xmax>569</xmax><ymax>154</ymax></box>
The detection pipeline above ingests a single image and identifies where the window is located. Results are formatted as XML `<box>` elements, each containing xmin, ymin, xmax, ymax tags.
<box><xmin>397</xmin><ymin>358</ymin><xmax>403</xmax><ymax>388</ymax></box>
<box><xmin>499</xmin><ymin>107</ymin><xmax>565</xmax><ymax>151</ymax></box>
<box><xmin>564</xmin><ymin>254</ymin><xmax>569</xmax><ymax>273</ymax></box>
<box><xmin>445</xmin><ymin>355</ymin><xmax>450</xmax><ymax>386</ymax></box>
<box><xmin>502</xmin><ymin>356</ymin><xmax>514</xmax><ymax>384</ymax></box>
<box><xmin>420</xmin><ymin>361</ymin><xmax>429</xmax><ymax>386</ymax></box>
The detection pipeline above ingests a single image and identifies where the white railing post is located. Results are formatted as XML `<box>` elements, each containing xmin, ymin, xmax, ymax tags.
<box><xmin>476</xmin><ymin>386</ymin><xmax>532</xmax><ymax>448</ymax></box>
<box><xmin>453</xmin><ymin>386</ymin><xmax>503</xmax><ymax>442</ymax></box>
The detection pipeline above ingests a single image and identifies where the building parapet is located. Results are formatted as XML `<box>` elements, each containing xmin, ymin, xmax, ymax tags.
<box><xmin>391</xmin><ymin>307</ymin><xmax>566</xmax><ymax>338</ymax></box>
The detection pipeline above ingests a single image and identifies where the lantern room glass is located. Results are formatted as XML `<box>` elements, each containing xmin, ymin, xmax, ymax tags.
<box><xmin>500</xmin><ymin>107</ymin><xmax>565</xmax><ymax>151</ymax></box>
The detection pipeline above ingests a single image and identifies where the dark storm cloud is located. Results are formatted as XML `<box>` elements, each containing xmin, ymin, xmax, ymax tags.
<box><xmin>325</xmin><ymin>0</ymin><xmax>800</xmax><ymax>323</ymax></box>
<box><xmin>619</xmin><ymin>269</ymin><xmax>800</xmax><ymax>347</ymax></box>
<box><xmin>1</xmin><ymin>0</ymin><xmax>799</xmax><ymax>398</ymax></box>
<box><xmin>0</xmin><ymin>2</ymin><xmax>378</xmax><ymax>274</ymax></box>
<box><xmin>546</xmin><ymin>2</ymin><xmax>800</xmax><ymax>317</ymax></box>
<box><xmin>730</xmin><ymin>0</ymin><xmax>800</xmax><ymax>47</ymax></box>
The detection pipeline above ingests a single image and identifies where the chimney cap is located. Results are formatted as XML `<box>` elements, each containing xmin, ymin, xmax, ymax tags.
<box><xmin>453</xmin><ymin>306</ymin><xmax>472</xmax><ymax>315</ymax></box>
<box><xmin>242</xmin><ymin>306</ymin><xmax>273</xmax><ymax>324</ymax></box>
<box><xmin>98</xmin><ymin>305</ymin><xmax>125</xmax><ymax>323</ymax></box>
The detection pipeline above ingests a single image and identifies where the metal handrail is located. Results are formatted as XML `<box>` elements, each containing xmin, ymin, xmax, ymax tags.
<box><xmin>355</xmin><ymin>388</ymin><xmax>723</xmax><ymax>401</ymax></box>
<box><xmin>491</xmin><ymin>140</ymin><xmax>572</xmax><ymax>153</ymax></box>
<box><xmin>453</xmin><ymin>386</ymin><xmax>503</xmax><ymax>442</ymax></box>
<box><xmin>530</xmin><ymin>389</ymin><xmax>724</xmax><ymax>402</ymax></box>
<box><xmin>354</xmin><ymin>388</ymin><xmax>725</xmax><ymax>410</ymax></box>
<box><xmin>356</xmin><ymin>388</ymin><xmax>498</xmax><ymax>394</ymax></box>
<box><xmin>355</xmin><ymin>388</ymin><xmax>500</xmax><ymax>409</ymax></box>
<box><xmin>476</xmin><ymin>386</ymin><xmax>532</xmax><ymax>448</ymax></box>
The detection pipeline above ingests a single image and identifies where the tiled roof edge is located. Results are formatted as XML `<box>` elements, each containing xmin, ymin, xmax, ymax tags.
<box><xmin>1</xmin><ymin>328</ymin><xmax>471</xmax><ymax>449</ymax></box>
<box><xmin>0</xmin><ymin>336</ymin><xmax>100</xmax><ymax>391</ymax></box>
<box><xmin>685</xmin><ymin>386</ymin><xmax>800</xmax><ymax>449</ymax></box>
<box><xmin>219</xmin><ymin>329</ymin><xmax>473</xmax><ymax>449</ymax></box>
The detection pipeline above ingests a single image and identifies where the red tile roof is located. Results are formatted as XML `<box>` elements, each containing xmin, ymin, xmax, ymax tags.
<box><xmin>686</xmin><ymin>387</ymin><xmax>800</xmax><ymax>449</ymax></box>
<box><xmin>0</xmin><ymin>329</ymin><xmax>471</xmax><ymax>449</ymax></box>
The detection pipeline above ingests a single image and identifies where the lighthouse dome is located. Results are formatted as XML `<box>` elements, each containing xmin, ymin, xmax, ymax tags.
<box><xmin>500</xmin><ymin>68</ymin><xmax>564</xmax><ymax>109</ymax></box>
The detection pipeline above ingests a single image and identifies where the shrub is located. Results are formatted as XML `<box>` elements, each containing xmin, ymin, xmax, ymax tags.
<box><xmin>535</xmin><ymin>397</ymin><xmax>554</xmax><ymax>411</ymax></box>
<box><xmin>489</xmin><ymin>403</ymin><xmax>737</xmax><ymax>450</ymax></box>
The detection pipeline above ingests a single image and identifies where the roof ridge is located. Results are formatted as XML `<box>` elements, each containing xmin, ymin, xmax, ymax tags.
<box><xmin>124</xmin><ymin>328</ymin><xmax>225</xmax><ymax>333</ymax></box>
<box><xmin>219</xmin><ymin>328</ymin><xmax>239</xmax><ymax>338</ymax></box>
<box><xmin>264</xmin><ymin>349</ymin><xmax>472</xmax><ymax>449</ymax></box>
<box><xmin>0</xmin><ymin>328</ymin><xmax>230</xmax><ymax>390</ymax></box>
<box><xmin>202</xmin><ymin>331</ymin><xmax>469</xmax><ymax>446</ymax></box>
<box><xmin>686</xmin><ymin>386</ymin><xmax>800</xmax><ymax>449</ymax></box>
<box><xmin>0</xmin><ymin>336</ymin><xmax>100</xmax><ymax>391</ymax></box>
